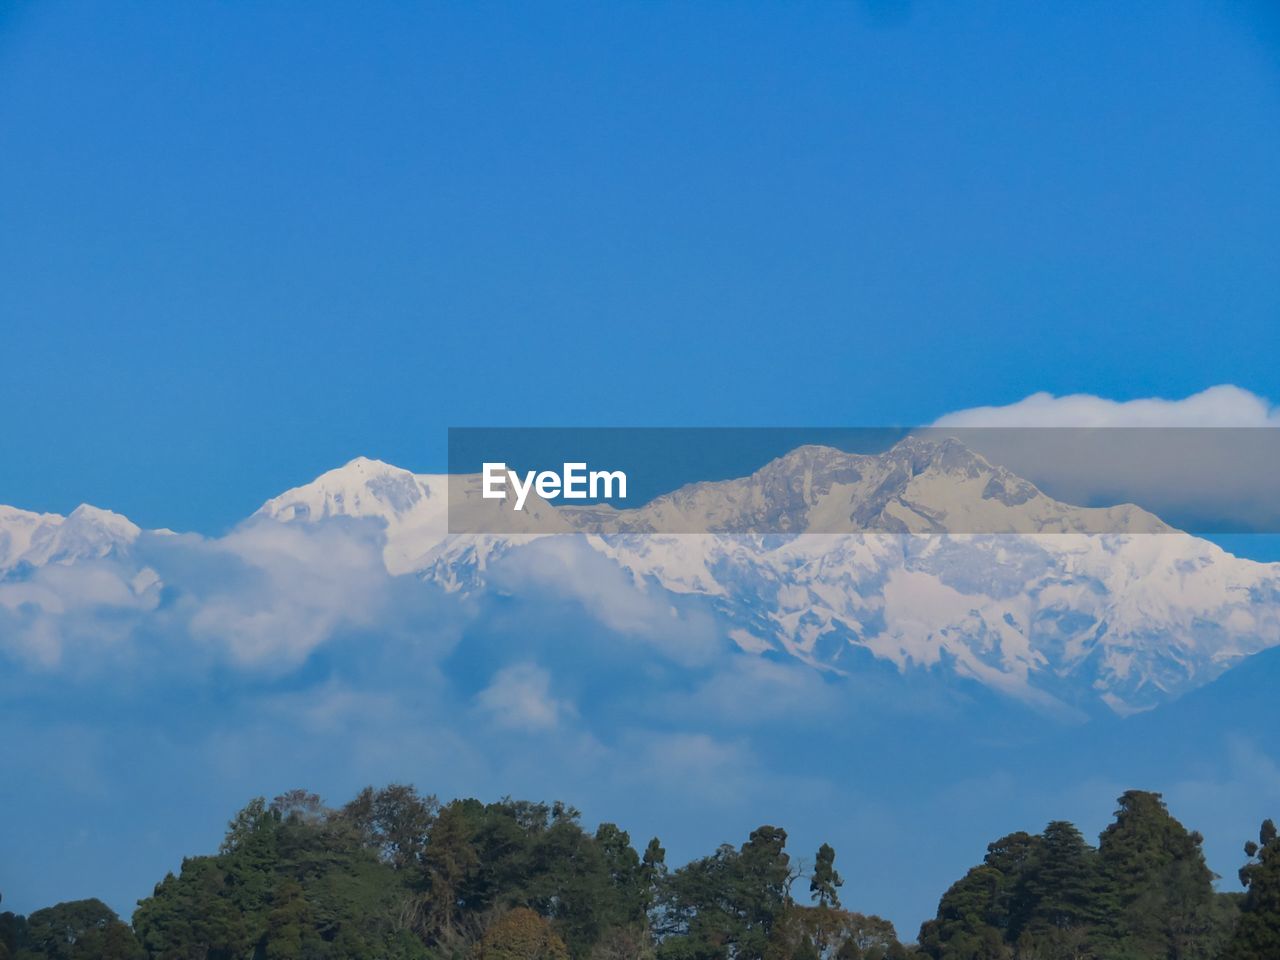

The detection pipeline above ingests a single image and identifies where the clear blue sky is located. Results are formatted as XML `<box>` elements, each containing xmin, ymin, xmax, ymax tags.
<box><xmin>2</xmin><ymin>0</ymin><xmax>1279</xmax><ymax>533</ymax></box>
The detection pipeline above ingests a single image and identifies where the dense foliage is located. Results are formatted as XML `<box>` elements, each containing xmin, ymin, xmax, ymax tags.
<box><xmin>916</xmin><ymin>791</ymin><xmax>1244</xmax><ymax>960</ymax></box>
<box><xmin>2</xmin><ymin>787</ymin><xmax>1277</xmax><ymax>960</ymax></box>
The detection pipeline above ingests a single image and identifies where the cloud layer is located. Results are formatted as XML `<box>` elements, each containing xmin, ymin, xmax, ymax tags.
<box><xmin>930</xmin><ymin>385</ymin><xmax>1280</xmax><ymax>532</ymax></box>
<box><xmin>934</xmin><ymin>384</ymin><xmax>1280</xmax><ymax>428</ymax></box>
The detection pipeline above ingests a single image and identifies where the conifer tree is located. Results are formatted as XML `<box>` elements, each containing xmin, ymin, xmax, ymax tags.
<box><xmin>1223</xmin><ymin>819</ymin><xmax>1280</xmax><ymax>960</ymax></box>
<box><xmin>1097</xmin><ymin>790</ymin><xmax>1222</xmax><ymax>959</ymax></box>
<box><xmin>810</xmin><ymin>844</ymin><xmax>844</xmax><ymax>909</ymax></box>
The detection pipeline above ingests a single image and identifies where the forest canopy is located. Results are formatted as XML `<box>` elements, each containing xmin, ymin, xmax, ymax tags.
<box><xmin>3</xmin><ymin>786</ymin><xmax>1279</xmax><ymax>960</ymax></box>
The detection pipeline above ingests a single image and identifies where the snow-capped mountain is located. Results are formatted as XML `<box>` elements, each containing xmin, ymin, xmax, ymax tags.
<box><xmin>253</xmin><ymin>456</ymin><xmax>572</xmax><ymax>575</ymax></box>
<box><xmin>0</xmin><ymin>503</ymin><xmax>140</xmax><ymax>571</ymax></box>
<box><xmin>220</xmin><ymin>438</ymin><xmax>1280</xmax><ymax>713</ymax></box>
<box><xmin>3</xmin><ymin>437</ymin><xmax>1278</xmax><ymax>715</ymax></box>
<box><xmin>556</xmin><ymin>438</ymin><xmax>1172</xmax><ymax>535</ymax></box>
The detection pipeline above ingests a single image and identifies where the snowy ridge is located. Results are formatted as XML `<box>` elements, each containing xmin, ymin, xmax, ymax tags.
<box><xmin>4</xmin><ymin>438</ymin><xmax>1279</xmax><ymax>715</ymax></box>
<box><xmin>0</xmin><ymin>503</ymin><xmax>140</xmax><ymax>571</ymax></box>
<box><xmin>254</xmin><ymin>457</ymin><xmax>450</xmax><ymax>575</ymax></box>
<box><xmin>557</xmin><ymin>438</ymin><xmax>1171</xmax><ymax>535</ymax></box>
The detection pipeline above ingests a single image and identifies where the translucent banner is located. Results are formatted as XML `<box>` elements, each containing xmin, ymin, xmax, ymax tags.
<box><xmin>446</xmin><ymin>427</ymin><xmax>1280</xmax><ymax>535</ymax></box>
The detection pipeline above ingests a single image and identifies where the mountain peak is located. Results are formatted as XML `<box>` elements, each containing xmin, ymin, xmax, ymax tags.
<box><xmin>338</xmin><ymin>455</ymin><xmax>402</xmax><ymax>473</ymax></box>
<box><xmin>252</xmin><ymin>458</ymin><xmax>452</xmax><ymax>574</ymax></box>
<box><xmin>256</xmin><ymin>457</ymin><xmax>432</xmax><ymax>525</ymax></box>
<box><xmin>0</xmin><ymin>501</ymin><xmax>140</xmax><ymax>571</ymax></box>
<box><xmin>67</xmin><ymin>503</ymin><xmax>141</xmax><ymax>532</ymax></box>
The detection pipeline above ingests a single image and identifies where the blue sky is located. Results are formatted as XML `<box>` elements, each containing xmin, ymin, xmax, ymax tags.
<box><xmin>4</xmin><ymin>1</ymin><xmax>1280</xmax><ymax>937</ymax></box>
<box><xmin>2</xmin><ymin>0</ymin><xmax>1280</xmax><ymax>533</ymax></box>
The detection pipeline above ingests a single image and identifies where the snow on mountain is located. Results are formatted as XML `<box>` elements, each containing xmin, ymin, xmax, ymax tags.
<box><xmin>557</xmin><ymin>438</ymin><xmax>1171</xmax><ymax>535</ymax></box>
<box><xmin>585</xmin><ymin>529</ymin><xmax>1279</xmax><ymax>714</ymax></box>
<box><xmin>254</xmin><ymin>456</ymin><xmax>572</xmax><ymax>575</ymax></box>
<box><xmin>254</xmin><ymin>457</ymin><xmax>450</xmax><ymax>575</ymax></box>
<box><xmin>4</xmin><ymin>438</ymin><xmax>1278</xmax><ymax>715</ymax></box>
<box><xmin>247</xmin><ymin>440</ymin><xmax>1277</xmax><ymax>714</ymax></box>
<box><xmin>0</xmin><ymin>503</ymin><xmax>140</xmax><ymax>572</ymax></box>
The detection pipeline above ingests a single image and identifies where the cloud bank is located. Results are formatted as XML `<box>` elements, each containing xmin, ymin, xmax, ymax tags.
<box><xmin>934</xmin><ymin>384</ymin><xmax>1280</xmax><ymax>428</ymax></box>
<box><xmin>930</xmin><ymin>385</ymin><xmax>1280</xmax><ymax>532</ymax></box>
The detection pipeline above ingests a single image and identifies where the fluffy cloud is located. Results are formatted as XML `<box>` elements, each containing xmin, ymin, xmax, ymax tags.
<box><xmin>0</xmin><ymin>517</ymin><xmax>455</xmax><ymax>672</ymax></box>
<box><xmin>178</xmin><ymin>520</ymin><xmax>402</xmax><ymax>666</ymax></box>
<box><xmin>934</xmin><ymin>384</ymin><xmax>1280</xmax><ymax>428</ymax></box>
<box><xmin>0</xmin><ymin>560</ymin><xmax>158</xmax><ymax>667</ymax></box>
<box><xmin>476</xmin><ymin>662</ymin><xmax>576</xmax><ymax>731</ymax></box>
<box><xmin>484</xmin><ymin>536</ymin><xmax>722</xmax><ymax>667</ymax></box>
<box><xmin>929</xmin><ymin>385</ymin><xmax>1280</xmax><ymax>532</ymax></box>
<box><xmin>664</xmin><ymin>655</ymin><xmax>843</xmax><ymax>727</ymax></box>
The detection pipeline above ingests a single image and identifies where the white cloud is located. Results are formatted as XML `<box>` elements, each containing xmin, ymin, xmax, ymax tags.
<box><xmin>0</xmin><ymin>517</ymin><xmax>451</xmax><ymax>672</ymax></box>
<box><xmin>930</xmin><ymin>385</ymin><xmax>1280</xmax><ymax>532</ymax></box>
<box><xmin>669</xmin><ymin>656</ymin><xmax>841</xmax><ymax>727</ymax></box>
<box><xmin>184</xmin><ymin>520</ymin><xmax>397</xmax><ymax>666</ymax></box>
<box><xmin>475</xmin><ymin>662</ymin><xmax>575</xmax><ymax>732</ymax></box>
<box><xmin>616</xmin><ymin>730</ymin><xmax>754</xmax><ymax>804</ymax></box>
<box><xmin>934</xmin><ymin>384</ymin><xmax>1279</xmax><ymax>428</ymax></box>
<box><xmin>486</xmin><ymin>537</ymin><xmax>721</xmax><ymax>666</ymax></box>
<box><xmin>0</xmin><ymin>561</ymin><xmax>160</xmax><ymax>667</ymax></box>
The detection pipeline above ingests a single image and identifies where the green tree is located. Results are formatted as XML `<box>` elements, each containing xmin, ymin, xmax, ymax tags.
<box><xmin>642</xmin><ymin>839</ymin><xmax>667</xmax><ymax>914</ymax></box>
<box><xmin>734</xmin><ymin>826</ymin><xmax>793</xmax><ymax>959</ymax></box>
<box><xmin>980</xmin><ymin>831</ymin><xmax>1041</xmax><ymax>942</ymax></box>
<box><xmin>134</xmin><ymin>791</ymin><xmax>428</xmax><ymax>960</ymax></box>
<box><xmin>133</xmin><ymin>859</ymin><xmax>253</xmax><ymax>960</ymax></box>
<box><xmin>417</xmin><ymin>799</ymin><xmax>483</xmax><ymax>948</ymax></box>
<box><xmin>22</xmin><ymin>899</ymin><xmax>129</xmax><ymax>960</ymax></box>
<box><xmin>1097</xmin><ymin>790</ymin><xmax>1224</xmax><ymax>959</ymax></box>
<box><xmin>782</xmin><ymin>905</ymin><xmax>904</xmax><ymax>960</ymax></box>
<box><xmin>220</xmin><ymin>796</ymin><xmax>277</xmax><ymax>855</ymax></box>
<box><xmin>1223</xmin><ymin>819</ymin><xmax>1280</xmax><ymax>960</ymax></box>
<box><xmin>477</xmin><ymin>907</ymin><xmax>570</xmax><ymax>960</ymax></box>
<box><xmin>1019</xmin><ymin>820</ymin><xmax>1109</xmax><ymax>957</ymax></box>
<box><xmin>260</xmin><ymin>880</ymin><xmax>324</xmax><ymax>960</ymax></box>
<box><xmin>342</xmin><ymin>784</ymin><xmax>438</xmax><ymax>870</ymax></box>
<box><xmin>810</xmin><ymin>844</ymin><xmax>843</xmax><ymax>909</ymax></box>
<box><xmin>916</xmin><ymin>864</ymin><xmax>1008</xmax><ymax>959</ymax></box>
<box><xmin>655</xmin><ymin>826</ymin><xmax>793</xmax><ymax>960</ymax></box>
<box><xmin>0</xmin><ymin>907</ymin><xmax>26</xmax><ymax>960</ymax></box>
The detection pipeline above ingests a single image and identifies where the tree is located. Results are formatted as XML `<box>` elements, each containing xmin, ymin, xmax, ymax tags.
<box><xmin>590</xmin><ymin>923</ymin><xmax>655</xmax><ymax>960</ymax></box>
<box><xmin>134</xmin><ymin>790</ymin><xmax>428</xmax><ymax>960</ymax></box>
<box><xmin>220</xmin><ymin>796</ymin><xmax>277</xmax><ymax>855</ymax></box>
<box><xmin>733</xmin><ymin>826</ymin><xmax>793</xmax><ymax>959</ymax></box>
<box><xmin>417</xmin><ymin>799</ymin><xmax>482</xmax><ymax>946</ymax></box>
<box><xmin>477</xmin><ymin>908</ymin><xmax>570</xmax><ymax>960</ymax></box>
<box><xmin>782</xmin><ymin>906</ymin><xmax>904</xmax><ymax>960</ymax></box>
<box><xmin>343</xmin><ymin>784</ymin><xmax>439</xmax><ymax>870</ymax></box>
<box><xmin>260</xmin><ymin>879</ymin><xmax>324</xmax><ymax>960</ymax></box>
<box><xmin>22</xmin><ymin>899</ymin><xmax>133</xmax><ymax>960</ymax></box>
<box><xmin>1097</xmin><ymin>790</ymin><xmax>1225</xmax><ymax>959</ymax></box>
<box><xmin>655</xmin><ymin>826</ymin><xmax>793</xmax><ymax>960</ymax></box>
<box><xmin>810</xmin><ymin>844</ymin><xmax>843</xmax><ymax>909</ymax></box>
<box><xmin>1223</xmin><ymin>819</ymin><xmax>1280</xmax><ymax>960</ymax></box>
<box><xmin>133</xmin><ymin>859</ymin><xmax>254</xmax><ymax>960</ymax></box>
<box><xmin>270</xmin><ymin>790</ymin><xmax>327</xmax><ymax>826</ymax></box>
<box><xmin>916</xmin><ymin>864</ymin><xmax>1008</xmax><ymax>959</ymax></box>
<box><xmin>1019</xmin><ymin>820</ymin><xmax>1109</xmax><ymax>957</ymax></box>
<box><xmin>980</xmin><ymin>831</ymin><xmax>1041</xmax><ymax>942</ymax></box>
<box><xmin>0</xmin><ymin>906</ymin><xmax>25</xmax><ymax>960</ymax></box>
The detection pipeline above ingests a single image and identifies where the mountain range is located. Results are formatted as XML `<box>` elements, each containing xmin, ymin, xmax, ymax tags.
<box><xmin>4</xmin><ymin>436</ymin><xmax>1278</xmax><ymax>717</ymax></box>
